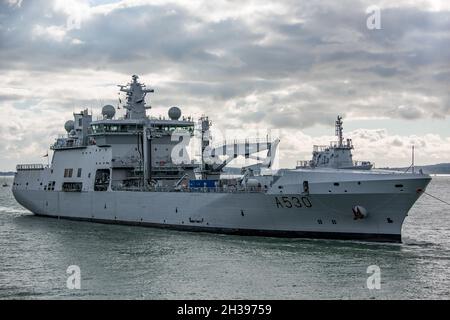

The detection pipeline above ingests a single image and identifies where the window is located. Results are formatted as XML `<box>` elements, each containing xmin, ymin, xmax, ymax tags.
<box><xmin>94</xmin><ymin>169</ymin><xmax>110</xmax><ymax>191</ymax></box>
<box><xmin>77</xmin><ymin>168</ymin><xmax>82</xmax><ymax>178</ymax></box>
<box><xmin>46</xmin><ymin>181</ymin><xmax>55</xmax><ymax>191</ymax></box>
<box><xmin>303</xmin><ymin>181</ymin><xmax>309</xmax><ymax>193</ymax></box>
<box><xmin>64</xmin><ymin>168</ymin><xmax>73</xmax><ymax>178</ymax></box>
<box><xmin>78</xmin><ymin>118</ymin><xmax>82</xmax><ymax>126</ymax></box>
<box><xmin>62</xmin><ymin>182</ymin><xmax>82</xmax><ymax>192</ymax></box>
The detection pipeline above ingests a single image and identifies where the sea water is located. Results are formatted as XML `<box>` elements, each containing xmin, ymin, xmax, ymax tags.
<box><xmin>0</xmin><ymin>175</ymin><xmax>449</xmax><ymax>299</ymax></box>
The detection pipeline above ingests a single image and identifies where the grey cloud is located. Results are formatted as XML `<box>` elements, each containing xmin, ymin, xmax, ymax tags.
<box><xmin>0</xmin><ymin>0</ymin><xmax>449</xmax><ymax>149</ymax></box>
<box><xmin>0</xmin><ymin>94</ymin><xmax>24</xmax><ymax>101</ymax></box>
<box><xmin>391</xmin><ymin>138</ymin><xmax>403</xmax><ymax>147</ymax></box>
<box><xmin>355</xmin><ymin>65</ymin><xmax>403</xmax><ymax>78</ymax></box>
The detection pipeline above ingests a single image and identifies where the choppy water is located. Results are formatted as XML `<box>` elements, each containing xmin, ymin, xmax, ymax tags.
<box><xmin>0</xmin><ymin>175</ymin><xmax>449</xmax><ymax>300</ymax></box>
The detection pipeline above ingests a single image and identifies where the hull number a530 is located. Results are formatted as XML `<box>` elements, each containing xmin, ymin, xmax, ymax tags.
<box><xmin>275</xmin><ymin>196</ymin><xmax>312</xmax><ymax>208</ymax></box>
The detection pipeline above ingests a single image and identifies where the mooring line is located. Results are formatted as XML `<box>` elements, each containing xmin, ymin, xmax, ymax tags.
<box><xmin>424</xmin><ymin>191</ymin><xmax>450</xmax><ymax>206</ymax></box>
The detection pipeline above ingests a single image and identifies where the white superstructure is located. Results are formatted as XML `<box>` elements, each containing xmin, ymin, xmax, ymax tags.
<box><xmin>297</xmin><ymin>116</ymin><xmax>373</xmax><ymax>170</ymax></box>
<box><xmin>12</xmin><ymin>76</ymin><xmax>431</xmax><ymax>242</ymax></box>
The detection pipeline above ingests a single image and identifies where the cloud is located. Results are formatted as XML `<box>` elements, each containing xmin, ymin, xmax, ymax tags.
<box><xmin>0</xmin><ymin>0</ymin><xmax>449</xmax><ymax>169</ymax></box>
<box><xmin>4</xmin><ymin>0</ymin><xmax>22</xmax><ymax>8</ymax></box>
<box><xmin>394</xmin><ymin>105</ymin><xmax>424</xmax><ymax>120</ymax></box>
<box><xmin>32</xmin><ymin>25</ymin><xmax>67</xmax><ymax>42</ymax></box>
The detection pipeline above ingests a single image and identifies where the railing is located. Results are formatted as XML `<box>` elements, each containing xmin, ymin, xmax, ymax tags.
<box><xmin>313</xmin><ymin>142</ymin><xmax>353</xmax><ymax>152</ymax></box>
<box><xmin>353</xmin><ymin>161</ymin><xmax>373</xmax><ymax>167</ymax></box>
<box><xmin>210</xmin><ymin>138</ymin><xmax>273</xmax><ymax>149</ymax></box>
<box><xmin>296</xmin><ymin>160</ymin><xmax>312</xmax><ymax>168</ymax></box>
<box><xmin>51</xmin><ymin>138</ymin><xmax>84</xmax><ymax>150</ymax></box>
<box><xmin>16</xmin><ymin>164</ymin><xmax>45</xmax><ymax>171</ymax></box>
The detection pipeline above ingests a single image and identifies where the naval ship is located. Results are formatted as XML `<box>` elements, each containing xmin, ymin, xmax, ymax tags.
<box><xmin>296</xmin><ymin>116</ymin><xmax>373</xmax><ymax>170</ymax></box>
<box><xmin>12</xmin><ymin>75</ymin><xmax>431</xmax><ymax>242</ymax></box>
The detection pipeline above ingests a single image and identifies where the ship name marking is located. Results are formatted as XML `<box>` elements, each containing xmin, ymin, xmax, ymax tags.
<box><xmin>275</xmin><ymin>196</ymin><xmax>312</xmax><ymax>209</ymax></box>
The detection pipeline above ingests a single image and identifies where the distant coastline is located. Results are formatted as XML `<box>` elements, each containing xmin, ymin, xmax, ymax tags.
<box><xmin>380</xmin><ymin>163</ymin><xmax>450</xmax><ymax>174</ymax></box>
<box><xmin>0</xmin><ymin>172</ymin><xmax>15</xmax><ymax>176</ymax></box>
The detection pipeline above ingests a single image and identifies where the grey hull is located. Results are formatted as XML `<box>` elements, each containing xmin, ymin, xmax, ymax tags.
<box><xmin>33</xmin><ymin>213</ymin><xmax>402</xmax><ymax>242</ymax></box>
<box><xmin>13</xmin><ymin>179</ymin><xmax>428</xmax><ymax>243</ymax></box>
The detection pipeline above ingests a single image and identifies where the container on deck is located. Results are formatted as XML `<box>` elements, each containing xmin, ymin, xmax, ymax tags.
<box><xmin>189</xmin><ymin>180</ymin><xmax>218</xmax><ymax>189</ymax></box>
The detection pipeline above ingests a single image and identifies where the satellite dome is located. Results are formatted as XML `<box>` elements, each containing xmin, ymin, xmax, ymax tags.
<box><xmin>102</xmin><ymin>105</ymin><xmax>115</xmax><ymax>119</ymax></box>
<box><xmin>69</xmin><ymin>129</ymin><xmax>77</xmax><ymax>137</ymax></box>
<box><xmin>168</xmin><ymin>106</ymin><xmax>181</xmax><ymax>120</ymax></box>
<box><xmin>64</xmin><ymin>120</ymin><xmax>75</xmax><ymax>133</ymax></box>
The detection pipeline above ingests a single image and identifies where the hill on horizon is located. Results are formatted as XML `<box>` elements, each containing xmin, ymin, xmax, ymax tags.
<box><xmin>380</xmin><ymin>163</ymin><xmax>450</xmax><ymax>174</ymax></box>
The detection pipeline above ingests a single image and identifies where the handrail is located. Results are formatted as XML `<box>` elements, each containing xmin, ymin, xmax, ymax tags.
<box><xmin>110</xmin><ymin>182</ymin><xmax>265</xmax><ymax>193</ymax></box>
<box><xmin>353</xmin><ymin>161</ymin><xmax>373</xmax><ymax>166</ymax></box>
<box><xmin>51</xmin><ymin>138</ymin><xmax>84</xmax><ymax>150</ymax></box>
<box><xmin>296</xmin><ymin>160</ymin><xmax>311</xmax><ymax>167</ymax></box>
<box><xmin>16</xmin><ymin>164</ymin><xmax>45</xmax><ymax>170</ymax></box>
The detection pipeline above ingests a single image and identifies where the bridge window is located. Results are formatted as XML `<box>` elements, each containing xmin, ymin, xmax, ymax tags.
<box><xmin>91</xmin><ymin>124</ymin><xmax>144</xmax><ymax>134</ymax></box>
<box><xmin>64</xmin><ymin>168</ymin><xmax>73</xmax><ymax>178</ymax></box>
<box><xmin>94</xmin><ymin>169</ymin><xmax>110</xmax><ymax>191</ymax></box>
<box><xmin>77</xmin><ymin>168</ymin><xmax>82</xmax><ymax>178</ymax></box>
<box><xmin>62</xmin><ymin>182</ymin><xmax>82</xmax><ymax>192</ymax></box>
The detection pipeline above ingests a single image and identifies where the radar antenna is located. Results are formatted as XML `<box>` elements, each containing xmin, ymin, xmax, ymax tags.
<box><xmin>335</xmin><ymin>116</ymin><xmax>344</xmax><ymax>147</ymax></box>
<box><xmin>118</xmin><ymin>75</ymin><xmax>154</xmax><ymax>119</ymax></box>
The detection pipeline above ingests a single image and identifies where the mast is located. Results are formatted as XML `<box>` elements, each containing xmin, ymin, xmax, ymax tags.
<box><xmin>118</xmin><ymin>75</ymin><xmax>154</xmax><ymax>119</ymax></box>
<box><xmin>199</xmin><ymin>116</ymin><xmax>211</xmax><ymax>179</ymax></box>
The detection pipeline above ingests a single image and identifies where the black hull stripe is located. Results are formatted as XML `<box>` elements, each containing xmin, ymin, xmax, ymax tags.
<box><xmin>34</xmin><ymin>214</ymin><xmax>402</xmax><ymax>243</ymax></box>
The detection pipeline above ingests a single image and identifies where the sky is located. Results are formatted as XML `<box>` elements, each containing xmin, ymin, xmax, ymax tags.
<box><xmin>0</xmin><ymin>0</ymin><xmax>449</xmax><ymax>170</ymax></box>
